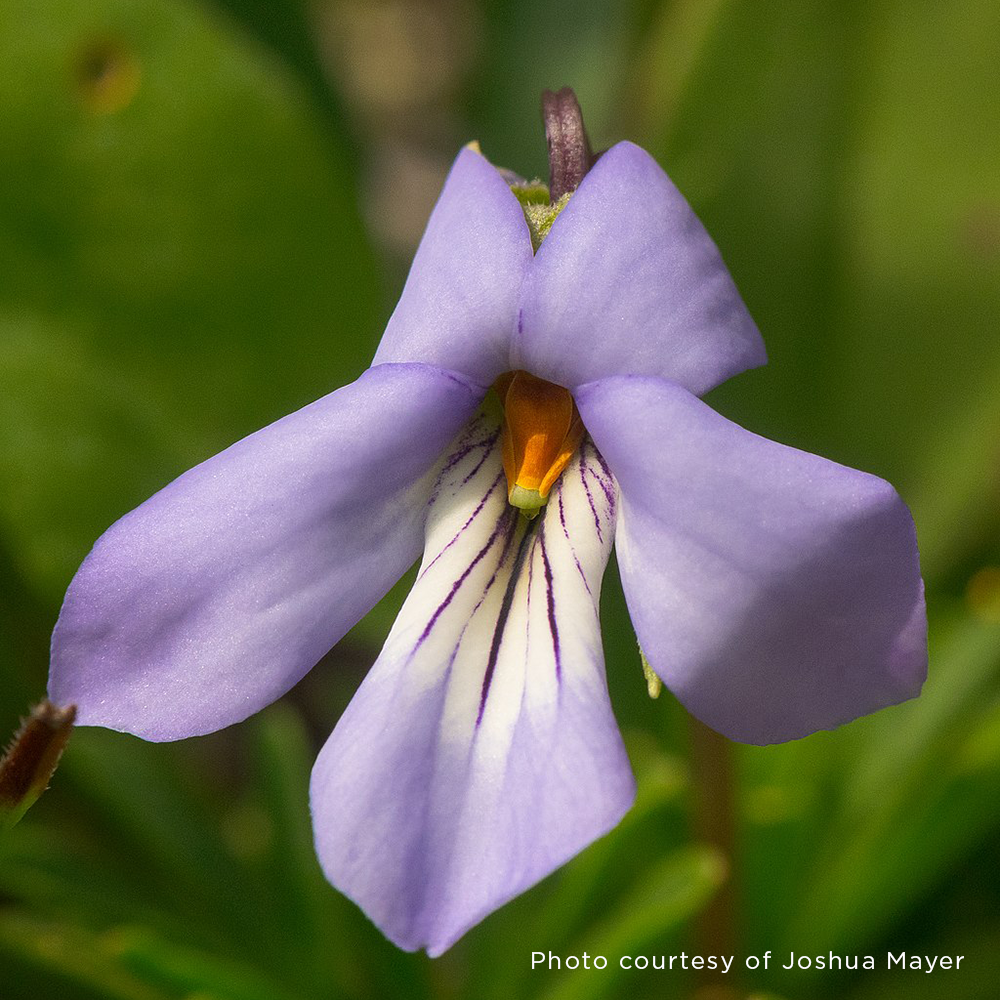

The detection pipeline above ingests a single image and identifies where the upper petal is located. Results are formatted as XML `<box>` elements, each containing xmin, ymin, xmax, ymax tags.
<box><xmin>49</xmin><ymin>363</ymin><xmax>483</xmax><ymax>741</ymax></box>
<box><xmin>577</xmin><ymin>376</ymin><xmax>927</xmax><ymax>745</ymax></box>
<box><xmin>514</xmin><ymin>142</ymin><xmax>766</xmax><ymax>394</ymax></box>
<box><xmin>310</xmin><ymin>424</ymin><xmax>633</xmax><ymax>955</ymax></box>
<box><xmin>372</xmin><ymin>147</ymin><xmax>533</xmax><ymax>384</ymax></box>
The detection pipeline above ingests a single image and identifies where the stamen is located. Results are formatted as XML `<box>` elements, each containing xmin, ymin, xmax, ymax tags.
<box><xmin>640</xmin><ymin>648</ymin><xmax>662</xmax><ymax>699</ymax></box>
<box><xmin>494</xmin><ymin>371</ymin><xmax>584</xmax><ymax>516</ymax></box>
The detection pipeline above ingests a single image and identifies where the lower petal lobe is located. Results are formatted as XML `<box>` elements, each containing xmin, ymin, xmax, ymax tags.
<box><xmin>48</xmin><ymin>363</ymin><xmax>483</xmax><ymax>741</ymax></box>
<box><xmin>310</xmin><ymin>416</ymin><xmax>633</xmax><ymax>955</ymax></box>
<box><xmin>577</xmin><ymin>375</ymin><xmax>927</xmax><ymax>745</ymax></box>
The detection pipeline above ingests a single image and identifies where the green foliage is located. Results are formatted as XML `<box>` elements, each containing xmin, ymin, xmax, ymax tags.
<box><xmin>0</xmin><ymin>0</ymin><xmax>381</xmax><ymax>604</ymax></box>
<box><xmin>2</xmin><ymin>0</ymin><xmax>999</xmax><ymax>999</ymax></box>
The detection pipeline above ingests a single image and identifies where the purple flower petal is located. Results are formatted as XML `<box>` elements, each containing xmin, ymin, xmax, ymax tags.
<box><xmin>577</xmin><ymin>376</ymin><xmax>927</xmax><ymax>745</ymax></box>
<box><xmin>48</xmin><ymin>364</ymin><xmax>483</xmax><ymax>742</ymax></box>
<box><xmin>372</xmin><ymin>147</ymin><xmax>533</xmax><ymax>384</ymax></box>
<box><xmin>515</xmin><ymin>142</ymin><xmax>766</xmax><ymax>394</ymax></box>
<box><xmin>310</xmin><ymin>421</ymin><xmax>633</xmax><ymax>955</ymax></box>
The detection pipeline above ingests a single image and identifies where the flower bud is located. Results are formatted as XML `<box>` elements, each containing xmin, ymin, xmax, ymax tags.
<box><xmin>0</xmin><ymin>700</ymin><xmax>76</xmax><ymax>829</ymax></box>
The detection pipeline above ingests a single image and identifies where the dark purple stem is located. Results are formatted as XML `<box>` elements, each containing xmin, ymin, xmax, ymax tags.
<box><xmin>542</xmin><ymin>87</ymin><xmax>594</xmax><ymax>201</ymax></box>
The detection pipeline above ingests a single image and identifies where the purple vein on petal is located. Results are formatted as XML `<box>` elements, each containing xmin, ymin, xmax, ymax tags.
<box><xmin>479</xmin><ymin>508</ymin><xmax>524</xmax><ymax>600</ymax></box>
<box><xmin>428</xmin><ymin>438</ymin><xmax>493</xmax><ymax>504</ymax></box>
<box><xmin>420</xmin><ymin>471</ymin><xmax>505</xmax><ymax>579</ymax></box>
<box><xmin>593</xmin><ymin>461</ymin><xmax>616</xmax><ymax>512</ymax></box>
<box><xmin>591</xmin><ymin>443</ymin><xmax>613</xmax><ymax>482</ymax></box>
<box><xmin>578</xmin><ymin>452</ymin><xmax>603</xmax><ymax>543</ymax></box>
<box><xmin>451</xmin><ymin>504</ymin><xmax>525</xmax><ymax>648</ymax></box>
<box><xmin>581</xmin><ymin>442</ymin><xmax>616</xmax><ymax>519</ymax></box>
<box><xmin>557</xmin><ymin>488</ymin><xmax>593</xmax><ymax>597</ymax></box>
<box><xmin>459</xmin><ymin>431</ymin><xmax>501</xmax><ymax>486</ymax></box>
<box><xmin>416</xmin><ymin>507</ymin><xmax>516</xmax><ymax>649</ymax></box>
<box><xmin>525</xmin><ymin>527</ymin><xmax>536</xmax><ymax>651</ymax></box>
<box><xmin>538</xmin><ymin>523</ymin><xmax>562</xmax><ymax>683</ymax></box>
<box><xmin>477</xmin><ymin>518</ymin><xmax>536</xmax><ymax>726</ymax></box>
<box><xmin>434</xmin><ymin>513</ymin><xmax>522</xmax><ymax>688</ymax></box>
<box><xmin>427</xmin><ymin>417</ymin><xmax>498</xmax><ymax>506</ymax></box>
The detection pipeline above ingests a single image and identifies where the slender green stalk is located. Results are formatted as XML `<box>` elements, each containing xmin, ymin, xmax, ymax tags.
<box><xmin>689</xmin><ymin>715</ymin><xmax>740</xmax><ymax>1000</ymax></box>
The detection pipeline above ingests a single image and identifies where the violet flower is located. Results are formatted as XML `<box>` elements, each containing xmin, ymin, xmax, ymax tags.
<box><xmin>48</xmin><ymin>138</ymin><xmax>926</xmax><ymax>956</ymax></box>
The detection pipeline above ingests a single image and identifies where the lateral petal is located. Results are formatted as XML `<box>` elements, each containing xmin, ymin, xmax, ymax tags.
<box><xmin>577</xmin><ymin>375</ymin><xmax>927</xmax><ymax>745</ymax></box>
<box><xmin>49</xmin><ymin>364</ymin><xmax>483</xmax><ymax>741</ymax></box>
<box><xmin>310</xmin><ymin>423</ymin><xmax>633</xmax><ymax>955</ymax></box>
<box><xmin>372</xmin><ymin>147</ymin><xmax>533</xmax><ymax>384</ymax></box>
<box><xmin>515</xmin><ymin>142</ymin><xmax>765</xmax><ymax>394</ymax></box>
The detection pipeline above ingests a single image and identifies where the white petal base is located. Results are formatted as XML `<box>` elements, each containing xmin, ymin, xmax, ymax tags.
<box><xmin>311</xmin><ymin>413</ymin><xmax>635</xmax><ymax>955</ymax></box>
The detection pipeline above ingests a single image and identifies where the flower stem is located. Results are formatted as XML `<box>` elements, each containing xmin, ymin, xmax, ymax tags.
<box><xmin>688</xmin><ymin>715</ymin><xmax>740</xmax><ymax>1000</ymax></box>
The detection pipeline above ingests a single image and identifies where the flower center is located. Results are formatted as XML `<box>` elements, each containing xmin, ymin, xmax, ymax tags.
<box><xmin>494</xmin><ymin>370</ymin><xmax>584</xmax><ymax>517</ymax></box>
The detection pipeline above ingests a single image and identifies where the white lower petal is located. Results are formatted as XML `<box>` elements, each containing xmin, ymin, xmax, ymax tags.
<box><xmin>310</xmin><ymin>413</ymin><xmax>635</xmax><ymax>955</ymax></box>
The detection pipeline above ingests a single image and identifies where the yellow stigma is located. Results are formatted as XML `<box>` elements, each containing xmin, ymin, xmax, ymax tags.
<box><xmin>494</xmin><ymin>370</ymin><xmax>584</xmax><ymax>516</ymax></box>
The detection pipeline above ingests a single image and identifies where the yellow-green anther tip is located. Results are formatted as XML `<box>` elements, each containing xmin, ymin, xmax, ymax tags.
<box><xmin>640</xmin><ymin>649</ymin><xmax>662</xmax><ymax>699</ymax></box>
<box><xmin>509</xmin><ymin>484</ymin><xmax>547</xmax><ymax>515</ymax></box>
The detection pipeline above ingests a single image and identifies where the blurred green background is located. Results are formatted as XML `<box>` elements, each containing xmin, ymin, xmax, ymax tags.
<box><xmin>2</xmin><ymin>0</ymin><xmax>999</xmax><ymax>997</ymax></box>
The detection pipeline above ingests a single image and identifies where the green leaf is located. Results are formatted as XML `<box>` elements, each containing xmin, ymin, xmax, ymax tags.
<box><xmin>58</xmin><ymin>728</ymin><xmax>274</xmax><ymax>961</ymax></box>
<box><xmin>0</xmin><ymin>913</ymin><xmax>174</xmax><ymax>1000</ymax></box>
<box><xmin>240</xmin><ymin>705</ymin><xmax>358</xmax><ymax>995</ymax></box>
<box><xmin>781</xmin><ymin>606</ymin><xmax>1000</xmax><ymax>953</ymax></box>
<box><xmin>651</xmin><ymin>0</ymin><xmax>859</xmax><ymax>452</ymax></box>
<box><xmin>0</xmin><ymin>540</ymin><xmax>52</xmax><ymax>732</ymax></box>
<box><xmin>538</xmin><ymin>846</ymin><xmax>726</xmax><ymax>1000</ymax></box>
<box><xmin>833</xmin><ymin>0</ymin><xmax>1000</xmax><ymax>542</ymax></box>
<box><xmin>0</xmin><ymin>0</ymin><xmax>382</xmax><ymax>604</ymax></box>
<box><xmin>102</xmin><ymin>925</ymin><xmax>304</xmax><ymax>1000</ymax></box>
<box><xmin>205</xmin><ymin>0</ymin><xmax>347</xmax><ymax>135</ymax></box>
<box><xmin>0</xmin><ymin>912</ymin><xmax>304</xmax><ymax>1000</ymax></box>
<box><xmin>0</xmin><ymin>821</ymin><xmax>208</xmax><ymax>942</ymax></box>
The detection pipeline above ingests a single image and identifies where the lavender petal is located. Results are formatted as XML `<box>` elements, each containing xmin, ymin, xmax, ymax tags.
<box><xmin>49</xmin><ymin>364</ymin><xmax>483</xmax><ymax>741</ymax></box>
<box><xmin>577</xmin><ymin>375</ymin><xmax>927</xmax><ymax>745</ymax></box>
